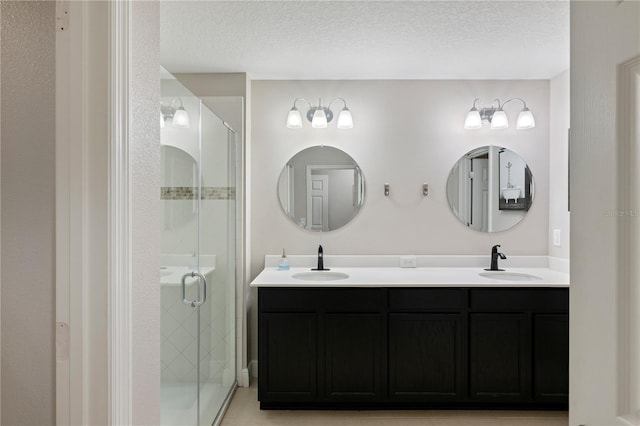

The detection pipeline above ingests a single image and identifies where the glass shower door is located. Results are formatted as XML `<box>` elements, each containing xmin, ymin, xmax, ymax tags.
<box><xmin>197</xmin><ymin>102</ymin><xmax>237</xmax><ymax>425</ymax></box>
<box><xmin>160</xmin><ymin>68</ymin><xmax>237</xmax><ymax>426</ymax></box>
<box><xmin>160</xmin><ymin>83</ymin><xmax>202</xmax><ymax>425</ymax></box>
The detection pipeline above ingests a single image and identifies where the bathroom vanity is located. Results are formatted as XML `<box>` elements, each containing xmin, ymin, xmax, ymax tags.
<box><xmin>252</xmin><ymin>260</ymin><xmax>569</xmax><ymax>410</ymax></box>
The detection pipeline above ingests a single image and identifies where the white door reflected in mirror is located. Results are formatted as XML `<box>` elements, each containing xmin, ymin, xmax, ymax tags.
<box><xmin>278</xmin><ymin>146</ymin><xmax>365</xmax><ymax>232</ymax></box>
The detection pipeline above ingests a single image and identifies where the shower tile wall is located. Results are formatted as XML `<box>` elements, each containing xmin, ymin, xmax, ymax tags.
<box><xmin>160</xmin><ymin>204</ymin><xmax>234</xmax><ymax>385</ymax></box>
<box><xmin>161</xmin><ymin>285</ymin><xmax>212</xmax><ymax>381</ymax></box>
<box><xmin>160</xmin><ymin>258</ymin><xmax>233</xmax><ymax>383</ymax></box>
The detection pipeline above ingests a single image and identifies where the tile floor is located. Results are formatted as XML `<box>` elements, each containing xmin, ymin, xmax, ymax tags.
<box><xmin>220</xmin><ymin>384</ymin><xmax>568</xmax><ymax>426</ymax></box>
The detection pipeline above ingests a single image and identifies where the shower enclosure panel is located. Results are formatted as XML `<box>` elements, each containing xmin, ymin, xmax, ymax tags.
<box><xmin>160</xmin><ymin>69</ymin><xmax>237</xmax><ymax>426</ymax></box>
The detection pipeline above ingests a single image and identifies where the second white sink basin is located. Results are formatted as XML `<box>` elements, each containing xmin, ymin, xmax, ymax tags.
<box><xmin>292</xmin><ymin>271</ymin><xmax>350</xmax><ymax>281</ymax></box>
<box><xmin>479</xmin><ymin>271</ymin><xmax>543</xmax><ymax>281</ymax></box>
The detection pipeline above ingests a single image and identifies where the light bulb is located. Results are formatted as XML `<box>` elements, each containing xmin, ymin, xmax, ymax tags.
<box><xmin>464</xmin><ymin>107</ymin><xmax>482</xmax><ymax>130</ymax></box>
<box><xmin>286</xmin><ymin>107</ymin><xmax>302</xmax><ymax>128</ymax></box>
<box><xmin>172</xmin><ymin>107</ymin><xmax>190</xmax><ymax>128</ymax></box>
<box><xmin>337</xmin><ymin>107</ymin><xmax>353</xmax><ymax>129</ymax></box>
<box><xmin>516</xmin><ymin>107</ymin><xmax>535</xmax><ymax>129</ymax></box>
<box><xmin>490</xmin><ymin>109</ymin><xmax>509</xmax><ymax>130</ymax></box>
<box><xmin>311</xmin><ymin>108</ymin><xmax>328</xmax><ymax>128</ymax></box>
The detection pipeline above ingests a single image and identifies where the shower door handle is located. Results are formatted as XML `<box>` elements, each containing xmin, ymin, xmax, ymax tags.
<box><xmin>181</xmin><ymin>271</ymin><xmax>207</xmax><ymax>308</ymax></box>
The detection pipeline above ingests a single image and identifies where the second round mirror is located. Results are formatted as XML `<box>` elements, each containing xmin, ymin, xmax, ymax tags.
<box><xmin>278</xmin><ymin>146</ymin><xmax>365</xmax><ymax>232</ymax></box>
<box><xmin>446</xmin><ymin>146</ymin><xmax>534</xmax><ymax>233</ymax></box>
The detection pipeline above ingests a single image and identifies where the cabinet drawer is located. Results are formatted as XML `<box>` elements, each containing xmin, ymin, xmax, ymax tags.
<box><xmin>469</xmin><ymin>288</ymin><xmax>568</xmax><ymax>312</ymax></box>
<box><xmin>260</xmin><ymin>288</ymin><xmax>384</xmax><ymax>312</ymax></box>
<box><xmin>389</xmin><ymin>288</ymin><xmax>464</xmax><ymax>312</ymax></box>
<box><xmin>260</xmin><ymin>288</ymin><xmax>322</xmax><ymax>310</ymax></box>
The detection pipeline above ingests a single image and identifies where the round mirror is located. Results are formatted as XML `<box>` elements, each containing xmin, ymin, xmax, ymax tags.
<box><xmin>446</xmin><ymin>146</ymin><xmax>534</xmax><ymax>233</ymax></box>
<box><xmin>278</xmin><ymin>146</ymin><xmax>365</xmax><ymax>232</ymax></box>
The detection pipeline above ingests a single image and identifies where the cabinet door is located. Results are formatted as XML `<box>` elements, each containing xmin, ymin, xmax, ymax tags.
<box><xmin>470</xmin><ymin>313</ymin><xmax>531</xmax><ymax>402</ymax></box>
<box><xmin>259</xmin><ymin>312</ymin><xmax>317</xmax><ymax>402</ymax></box>
<box><xmin>389</xmin><ymin>313</ymin><xmax>464</xmax><ymax>401</ymax></box>
<box><xmin>324</xmin><ymin>313</ymin><xmax>383</xmax><ymax>401</ymax></box>
<box><xmin>534</xmin><ymin>314</ymin><xmax>569</xmax><ymax>402</ymax></box>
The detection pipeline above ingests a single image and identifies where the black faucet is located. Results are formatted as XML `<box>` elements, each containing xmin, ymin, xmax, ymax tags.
<box><xmin>311</xmin><ymin>245</ymin><xmax>330</xmax><ymax>271</ymax></box>
<box><xmin>485</xmin><ymin>244</ymin><xmax>507</xmax><ymax>271</ymax></box>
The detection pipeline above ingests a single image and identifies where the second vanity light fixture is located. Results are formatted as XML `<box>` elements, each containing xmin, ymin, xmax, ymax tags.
<box><xmin>287</xmin><ymin>98</ymin><xmax>353</xmax><ymax>129</ymax></box>
<box><xmin>464</xmin><ymin>98</ymin><xmax>535</xmax><ymax>130</ymax></box>
<box><xmin>160</xmin><ymin>98</ymin><xmax>190</xmax><ymax>129</ymax></box>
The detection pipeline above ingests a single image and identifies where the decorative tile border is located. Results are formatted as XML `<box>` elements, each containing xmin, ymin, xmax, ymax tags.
<box><xmin>161</xmin><ymin>186</ymin><xmax>236</xmax><ymax>200</ymax></box>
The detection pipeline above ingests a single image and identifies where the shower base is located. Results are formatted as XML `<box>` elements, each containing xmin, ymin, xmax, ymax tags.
<box><xmin>161</xmin><ymin>380</ymin><xmax>230</xmax><ymax>425</ymax></box>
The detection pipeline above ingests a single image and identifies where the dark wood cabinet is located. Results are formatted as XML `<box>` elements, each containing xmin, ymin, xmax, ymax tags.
<box><xmin>324</xmin><ymin>313</ymin><xmax>383</xmax><ymax>401</ymax></box>
<box><xmin>533</xmin><ymin>314</ymin><xmax>569</xmax><ymax>402</ymax></box>
<box><xmin>470</xmin><ymin>313</ymin><xmax>531</xmax><ymax>401</ymax></box>
<box><xmin>389</xmin><ymin>313</ymin><xmax>464</xmax><ymax>401</ymax></box>
<box><xmin>259</xmin><ymin>312</ymin><xmax>317</xmax><ymax>402</ymax></box>
<box><xmin>258</xmin><ymin>286</ymin><xmax>568</xmax><ymax>409</ymax></box>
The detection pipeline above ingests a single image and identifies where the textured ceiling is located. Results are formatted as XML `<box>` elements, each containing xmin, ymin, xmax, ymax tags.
<box><xmin>160</xmin><ymin>1</ymin><xmax>569</xmax><ymax>80</ymax></box>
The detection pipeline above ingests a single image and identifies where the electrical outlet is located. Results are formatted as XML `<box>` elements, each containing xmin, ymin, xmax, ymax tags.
<box><xmin>553</xmin><ymin>229</ymin><xmax>561</xmax><ymax>247</ymax></box>
<box><xmin>400</xmin><ymin>256</ymin><xmax>417</xmax><ymax>268</ymax></box>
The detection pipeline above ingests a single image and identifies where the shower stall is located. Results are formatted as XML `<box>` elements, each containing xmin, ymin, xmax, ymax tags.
<box><xmin>160</xmin><ymin>68</ymin><xmax>238</xmax><ymax>425</ymax></box>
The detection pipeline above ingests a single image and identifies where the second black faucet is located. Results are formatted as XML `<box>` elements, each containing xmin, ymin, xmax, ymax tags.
<box><xmin>485</xmin><ymin>244</ymin><xmax>507</xmax><ymax>271</ymax></box>
<box><xmin>312</xmin><ymin>245</ymin><xmax>330</xmax><ymax>271</ymax></box>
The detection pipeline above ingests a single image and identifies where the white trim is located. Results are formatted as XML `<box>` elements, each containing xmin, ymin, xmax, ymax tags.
<box><xmin>56</xmin><ymin>1</ymin><xmax>88</xmax><ymax>424</ymax></box>
<box><xmin>0</xmin><ymin>3</ymin><xmax>3</xmax><ymax>423</ymax></box>
<box><xmin>234</xmin><ymin>118</ymin><xmax>248</xmax><ymax>388</ymax></box>
<box><xmin>55</xmin><ymin>1</ymin><xmax>71</xmax><ymax>421</ymax></box>
<box><xmin>617</xmin><ymin>55</ymin><xmax>640</xmax><ymax>426</ymax></box>
<box><xmin>108</xmin><ymin>1</ymin><xmax>132</xmax><ymax>424</ymax></box>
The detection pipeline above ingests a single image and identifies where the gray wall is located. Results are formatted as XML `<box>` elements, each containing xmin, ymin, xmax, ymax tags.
<box><xmin>1</xmin><ymin>1</ymin><xmax>56</xmax><ymax>424</ymax></box>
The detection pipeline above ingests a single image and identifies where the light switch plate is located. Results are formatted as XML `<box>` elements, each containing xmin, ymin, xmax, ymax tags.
<box><xmin>553</xmin><ymin>229</ymin><xmax>561</xmax><ymax>247</ymax></box>
<box><xmin>400</xmin><ymin>256</ymin><xmax>417</xmax><ymax>268</ymax></box>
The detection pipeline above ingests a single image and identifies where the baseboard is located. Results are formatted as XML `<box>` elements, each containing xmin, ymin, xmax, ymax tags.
<box><xmin>249</xmin><ymin>360</ymin><xmax>258</xmax><ymax>379</ymax></box>
<box><xmin>241</xmin><ymin>368</ymin><xmax>250</xmax><ymax>387</ymax></box>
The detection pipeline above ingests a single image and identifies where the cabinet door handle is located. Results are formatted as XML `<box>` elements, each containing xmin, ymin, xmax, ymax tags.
<box><xmin>181</xmin><ymin>271</ymin><xmax>207</xmax><ymax>308</ymax></box>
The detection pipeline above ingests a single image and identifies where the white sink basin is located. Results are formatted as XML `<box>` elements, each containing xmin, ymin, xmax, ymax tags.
<box><xmin>292</xmin><ymin>271</ymin><xmax>350</xmax><ymax>281</ymax></box>
<box><xmin>479</xmin><ymin>271</ymin><xmax>543</xmax><ymax>281</ymax></box>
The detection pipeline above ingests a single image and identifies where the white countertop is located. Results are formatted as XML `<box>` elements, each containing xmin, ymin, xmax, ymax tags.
<box><xmin>250</xmin><ymin>266</ymin><xmax>570</xmax><ymax>288</ymax></box>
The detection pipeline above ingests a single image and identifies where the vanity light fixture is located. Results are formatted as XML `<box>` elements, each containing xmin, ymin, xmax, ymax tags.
<box><xmin>287</xmin><ymin>98</ymin><xmax>353</xmax><ymax>129</ymax></box>
<box><xmin>464</xmin><ymin>98</ymin><xmax>535</xmax><ymax>130</ymax></box>
<box><xmin>161</xmin><ymin>98</ymin><xmax>190</xmax><ymax>128</ymax></box>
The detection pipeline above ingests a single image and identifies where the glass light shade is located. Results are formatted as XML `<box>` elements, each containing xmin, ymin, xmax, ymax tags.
<box><xmin>336</xmin><ymin>108</ymin><xmax>353</xmax><ymax>129</ymax></box>
<box><xmin>516</xmin><ymin>108</ymin><xmax>535</xmax><ymax>129</ymax></box>
<box><xmin>160</xmin><ymin>112</ymin><xmax>165</xmax><ymax>129</ymax></box>
<box><xmin>490</xmin><ymin>109</ymin><xmax>509</xmax><ymax>130</ymax></box>
<box><xmin>286</xmin><ymin>108</ymin><xmax>303</xmax><ymax>128</ymax></box>
<box><xmin>311</xmin><ymin>108</ymin><xmax>328</xmax><ymax>128</ymax></box>
<box><xmin>464</xmin><ymin>108</ymin><xmax>482</xmax><ymax>130</ymax></box>
<box><xmin>172</xmin><ymin>107</ymin><xmax>190</xmax><ymax>128</ymax></box>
